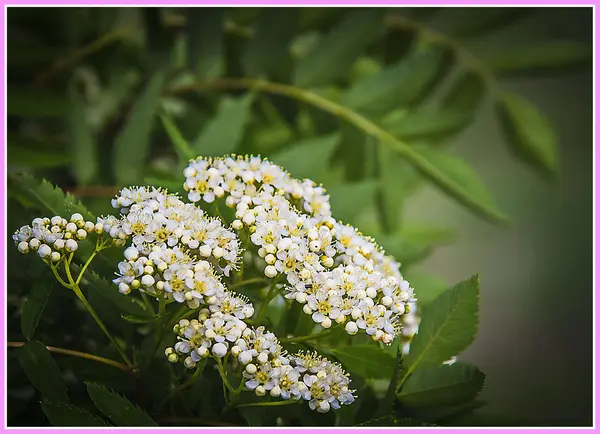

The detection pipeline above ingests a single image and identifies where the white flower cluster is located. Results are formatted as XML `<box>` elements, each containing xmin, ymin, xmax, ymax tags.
<box><xmin>166</xmin><ymin>309</ymin><xmax>356</xmax><ymax>413</ymax></box>
<box><xmin>12</xmin><ymin>213</ymin><xmax>107</xmax><ymax>262</ymax></box>
<box><xmin>182</xmin><ymin>156</ymin><xmax>416</xmax><ymax>344</ymax></box>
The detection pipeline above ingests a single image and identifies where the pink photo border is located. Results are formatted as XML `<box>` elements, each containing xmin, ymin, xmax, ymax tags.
<box><xmin>0</xmin><ymin>2</ymin><xmax>596</xmax><ymax>433</ymax></box>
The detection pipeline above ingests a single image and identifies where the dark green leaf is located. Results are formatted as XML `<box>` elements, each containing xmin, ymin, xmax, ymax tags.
<box><xmin>332</xmin><ymin>345</ymin><xmax>396</xmax><ymax>378</ymax></box>
<box><xmin>270</xmin><ymin>133</ymin><xmax>340</xmax><ymax>180</ymax></box>
<box><xmin>382</xmin><ymin>109</ymin><xmax>473</xmax><ymax>141</ymax></box>
<box><xmin>496</xmin><ymin>92</ymin><xmax>558</xmax><ymax>177</ymax></box>
<box><xmin>68</xmin><ymin>89</ymin><xmax>97</xmax><ymax>185</ymax></box>
<box><xmin>187</xmin><ymin>8</ymin><xmax>225</xmax><ymax>78</ymax></box>
<box><xmin>441</xmin><ymin>71</ymin><xmax>486</xmax><ymax>113</ymax></box>
<box><xmin>430</xmin><ymin>7</ymin><xmax>531</xmax><ymax>38</ymax></box>
<box><xmin>193</xmin><ymin>93</ymin><xmax>254</xmax><ymax>156</ymax></box>
<box><xmin>113</xmin><ymin>71</ymin><xmax>166</xmax><ymax>185</ymax></box>
<box><xmin>42</xmin><ymin>402</ymin><xmax>108</xmax><ymax>426</ymax></box>
<box><xmin>16</xmin><ymin>340</ymin><xmax>69</xmax><ymax>403</ymax></box>
<box><xmin>86</xmin><ymin>382</ymin><xmax>158</xmax><ymax>426</ymax></box>
<box><xmin>405</xmin><ymin>275</ymin><xmax>480</xmax><ymax>369</ymax></box>
<box><xmin>399</xmin><ymin>362</ymin><xmax>485</xmax><ymax>408</ymax></box>
<box><xmin>484</xmin><ymin>41</ymin><xmax>591</xmax><ymax>75</ymax></box>
<box><xmin>243</xmin><ymin>8</ymin><xmax>298</xmax><ymax>78</ymax></box>
<box><xmin>408</xmin><ymin>146</ymin><xmax>508</xmax><ymax>225</ymax></box>
<box><xmin>160</xmin><ymin>114</ymin><xmax>195</xmax><ymax>162</ymax></box>
<box><xmin>21</xmin><ymin>282</ymin><xmax>53</xmax><ymax>340</ymax></box>
<box><xmin>327</xmin><ymin>179</ymin><xmax>379</xmax><ymax>224</ymax></box>
<box><xmin>8</xmin><ymin>145</ymin><xmax>71</xmax><ymax>169</ymax></box>
<box><xmin>81</xmin><ymin>271</ymin><xmax>148</xmax><ymax>317</ymax></box>
<box><xmin>378</xmin><ymin>345</ymin><xmax>403</xmax><ymax>417</ymax></box>
<box><xmin>8</xmin><ymin>87</ymin><xmax>71</xmax><ymax>117</ymax></box>
<box><xmin>293</xmin><ymin>9</ymin><xmax>386</xmax><ymax>87</ymax></box>
<box><xmin>344</xmin><ymin>47</ymin><xmax>448</xmax><ymax>113</ymax></box>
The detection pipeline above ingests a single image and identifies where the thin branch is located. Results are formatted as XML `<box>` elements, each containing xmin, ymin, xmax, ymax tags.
<box><xmin>7</xmin><ymin>341</ymin><xmax>132</xmax><ymax>373</ymax></box>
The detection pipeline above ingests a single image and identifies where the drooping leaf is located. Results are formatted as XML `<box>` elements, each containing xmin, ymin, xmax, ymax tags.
<box><xmin>484</xmin><ymin>41</ymin><xmax>591</xmax><ymax>76</ymax></box>
<box><xmin>243</xmin><ymin>8</ymin><xmax>299</xmax><ymax>78</ymax></box>
<box><xmin>405</xmin><ymin>146</ymin><xmax>508</xmax><ymax>225</ymax></box>
<box><xmin>160</xmin><ymin>114</ymin><xmax>195</xmax><ymax>162</ymax></box>
<box><xmin>68</xmin><ymin>88</ymin><xmax>97</xmax><ymax>186</ymax></box>
<box><xmin>86</xmin><ymin>382</ymin><xmax>158</xmax><ymax>426</ymax></box>
<box><xmin>496</xmin><ymin>92</ymin><xmax>558</xmax><ymax>177</ymax></box>
<box><xmin>327</xmin><ymin>179</ymin><xmax>379</xmax><ymax>224</ymax></box>
<box><xmin>404</xmin><ymin>275</ymin><xmax>480</xmax><ymax>370</ymax></box>
<box><xmin>16</xmin><ymin>340</ymin><xmax>69</xmax><ymax>403</ymax></box>
<box><xmin>293</xmin><ymin>9</ymin><xmax>386</xmax><ymax>87</ymax></box>
<box><xmin>80</xmin><ymin>271</ymin><xmax>148</xmax><ymax>317</ymax></box>
<box><xmin>42</xmin><ymin>402</ymin><xmax>108</xmax><ymax>426</ymax></box>
<box><xmin>21</xmin><ymin>282</ymin><xmax>53</xmax><ymax>340</ymax></box>
<box><xmin>332</xmin><ymin>345</ymin><xmax>396</xmax><ymax>379</ymax></box>
<box><xmin>270</xmin><ymin>133</ymin><xmax>340</xmax><ymax>180</ymax></box>
<box><xmin>193</xmin><ymin>93</ymin><xmax>254</xmax><ymax>156</ymax></box>
<box><xmin>113</xmin><ymin>71</ymin><xmax>167</xmax><ymax>185</ymax></box>
<box><xmin>343</xmin><ymin>47</ymin><xmax>448</xmax><ymax>114</ymax></box>
<box><xmin>8</xmin><ymin>173</ymin><xmax>93</xmax><ymax>220</ymax></box>
<box><xmin>382</xmin><ymin>109</ymin><xmax>473</xmax><ymax>141</ymax></box>
<box><xmin>399</xmin><ymin>362</ymin><xmax>485</xmax><ymax>408</ymax></box>
<box><xmin>8</xmin><ymin>87</ymin><xmax>71</xmax><ymax>117</ymax></box>
<box><xmin>187</xmin><ymin>7</ymin><xmax>225</xmax><ymax>78</ymax></box>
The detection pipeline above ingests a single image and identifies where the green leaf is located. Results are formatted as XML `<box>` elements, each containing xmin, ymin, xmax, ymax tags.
<box><xmin>68</xmin><ymin>90</ymin><xmax>97</xmax><ymax>185</ymax></box>
<box><xmin>193</xmin><ymin>93</ymin><xmax>254</xmax><ymax>156</ymax></box>
<box><xmin>293</xmin><ymin>9</ymin><xmax>386</xmax><ymax>87</ymax></box>
<box><xmin>404</xmin><ymin>275</ymin><xmax>480</xmax><ymax>370</ymax></box>
<box><xmin>356</xmin><ymin>416</ymin><xmax>436</xmax><ymax>426</ymax></box>
<box><xmin>8</xmin><ymin>173</ymin><xmax>93</xmax><ymax>219</ymax></box>
<box><xmin>21</xmin><ymin>282</ymin><xmax>53</xmax><ymax>340</ymax></box>
<box><xmin>8</xmin><ymin>145</ymin><xmax>71</xmax><ymax>169</ymax></box>
<box><xmin>399</xmin><ymin>362</ymin><xmax>485</xmax><ymax>408</ymax></box>
<box><xmin>408</xmin><ymin>146</ymin><xmax>508</xmax><ymax>225</ymax></box>
<box><xmin>121</xmin><ymin>314</ymin><xmax>158</xmax><ymax>324</ymax></box>
<box><xmin>495</xmin><ymin>92</ymin><xmax>558</xmax><ymax>177</ymax></box>
<box><xmin>8</xmin><ymin>87</ymin><xmax>71</xmax><ymax>117</ymax></box>
<box><xmin>382</xmin><ymin>109</ymin><xmax>473</xmax><ymax>141</ymax></box>
<box><xmin>378</xmin><ymin>345</ymin><xmax>403</xmax><ymax>417</ymax></box>
<box><xmin>327</xmin><ymin>179</ymin><xmax>379</xmax><ymax>224</ymax></box>
<box><xmin>243</xmin><ymin>8</ymin><xmax>298</xmax><ymax>77</ymax></box>
<box><xmin>270</xmin><ymin>133</ymin><xmax>340</xmax><ymax>180</ymax></box>
<box><xmin>81</xmin><ymin>271</ymin><xmax>148</xmax><ymax>317</ymax></box>
<box><xmin>42</xmin><ymin>402</ymin><xmax>108</xmax><ymax>426</ymax></box>
<box><xmin>113</xmin><ymin>71</ymin><xmax>166</xmax><ymax>185</ymax></box>
<box><xmin>432</xmin><ymin>7</ymin><xmax>531</xmax><ymax>38</ymax></box>
<box><xmin>441</xmin><ymin>72</ymin><xmax>486</xmax><ymax>113</ymax></box>
<box><xmin>86</xmin><ymin>382</ymin><xmax>158</xmax><ymax>426</ymax></box>
<box><xmin>187</xmin><ymin>8</ymin><xmax>225</xmax><ymax>78</ymax></box>
<box><xmin>484</xmin><ymin>41</ymin><xmax>591</xmax><ymax>76</ymax></box>
<box><xmin>16</xmin><ymin>340</ymin><xmax>69</xmax><ymax>403</ymax></box>
<box><xmin>332</xmin><ymin>345</ymin><xmax>396</xmax><ymax>378</ymax></box>
<box><xmin>160</xmin><ymin>114</ymin><xmax>195</xmax><ymax>162</ymax></box>
<box><xmin>344</xmin><ymin>47</ymin><xmax>448</xmax><ymax>113</ymax></box>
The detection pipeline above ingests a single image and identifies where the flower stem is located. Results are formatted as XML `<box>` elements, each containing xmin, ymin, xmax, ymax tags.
<box><xmin>7</xmin><ymin>341</ymin><xmax>132</xmax><ymax>373</ymax></box>
<box><xmin>236</xmin><ymin>399</ymin><xmax>301</xmax><ymax>409</ymax></box>
<box><xmin>230</xmin><ymin>277</ymin><xmax>267</xmax><ymax>289</ymax></box>
<box><xmin>75</xmin><ymin>249</ymin><xmax>100</xmax><ymax>285</ymax></box>
<box><xmin>280</xmin><ymin>326</ymin><xmax>337</xmax><ymax>344</ymax></box>
<box><xmin>254</xmin><ymin>282</ymin><xmax>279</xmax><ymax>324</ymax></box>
<box><xmin>215</xmin><ymin>358</ymin><xmax>236</xmax><ymax>394</ymax></box>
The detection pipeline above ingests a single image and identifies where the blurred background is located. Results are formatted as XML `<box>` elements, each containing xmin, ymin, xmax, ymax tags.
<box><xmin>6</xmin><ymin>6</ymin><xmax>593</xmax><ymax>426</ymax></box>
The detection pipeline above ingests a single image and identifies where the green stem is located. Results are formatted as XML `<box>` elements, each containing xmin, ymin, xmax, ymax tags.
<box><xmin>230</xmin><ymin>277</ymin><xmax>267</xmax><ymax>289</ymax></box>
<box><xmin>140</xmin><ymin>292</ymin><xmax>156</xmax><ymax>315</ymax></box>
<box><xmin>236</xmin><ymin>399</ymin><xmax>301</xmax><ymax>409</ymax></box>
<box><xmin>50</xmin><ymin>264</ymin><xmax>71</xmax><ymax>288</ymax></box>
<box><xmin>255</xmin><ymin>282</ymin><xmax>279</xmax><ymax>325</ymax></box>
<box><xmin>215</xmin><ymin>358</ymin><xmax>236</xmax><ymax>394</ymax></box>
<box><xmin>280</xmin><ymin>327</ymin><xmax>336</xmax><ymax>344</ymax></box>
<box><xmin>75</xmin><ymin>249</ymin><xmax>99</xmax><ymax>285</ymax></box>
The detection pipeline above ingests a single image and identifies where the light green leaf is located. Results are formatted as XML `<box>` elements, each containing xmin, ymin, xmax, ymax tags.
<box><xmin>293</xmin><ymin>9</ymin><xmax>386</xmax><ymax>87</ymax></box>
<box><xmin>42</xmin><ymin>402</ymin><xmax>108</xmax><ymax>426</ymax></box>
<box><xmin>328</xmin><ymin>179</ymin><xmax>379</xmax><ymax>224</ymax></box>
<box><xmin>408</xmin><ymin>146</ymin><xmax>507</xmax><ymax>224</ymax></box>
<box><xmin>405</xmin><ymin>273</ymin><xmax>448</xmax><ymax>306</ymax></box>
<box><xmin>86</xmin><ymin>382</ymin><xmax>158</xmax><ymax>426</ymax></box>
<box><xmin>404</xmin><ymin>275</ymin><xmax>480</xmax><ymax>370</ymax></box>
<box><xmin>21</xmin><ymin>282</ymin><xmax>53</xmax><ymax>340</ymax></box>
<box><xmin>8</xmin><ymin>88</ymin><xmax>71</xmax><ymax>117</ymax></box>
<box><xmin>270</xmin><ymin>133</ymin><xmax>340</xmax><ymax>180</ymax></box>
<box><xmin>399</xmin><ymin>362</ymin><xmax>485</xmax><ymax>407</ymax></box>
<box><xmin>243</xmin><ymin>8</ymin><xmax>298</xmax><ymax>77</ymax></box>
<box><xmin>16</xmin><ymin>340</ymin><xmax>69</xmax><ymax>403</ymax></box>
<box><xmin>496</xmin><ymin>92</ymin><xmax>558</xmax><ymax>177</ymax></box>
<box><xmin>187</xmin><ymin>8</ymin><xmax>225</xmax><ymax>78</ymax></box>
<box><xmin>193</xmin><ymin>93</ymin><xmax>254</xmax><ymax>156</ymax></box>
<box><xmin>80</xmin><ymin>271</ymin><xmax>148</xmax><ymax>317</ymax></box>
<box><xmin>68</xmin><ymin>91</ymin><xmax>97</xmax><ymax>185</ymax></box>
<box><xmin>332</xmin><ymin>345</ymin><xmax>396</xmax><ymax>379</ymax></box>
<box><xmin>344</xmin><ymin>47</ymin><xmax>447</xmax><ymax>113</ymax></box>
<box><xmin>382</xmin><ymin>109</ymin><xmax>473</xmax><ymax>141</ymax></box>
<box><xmin>484</xmin><ymin>41</ymin><xmax>591</xmax><ymax>75</ymax></box>
<box><xmin>113</xmin><ymin>71</ymin><xmax>166</xmax><ymax>185</ymax></box>
<box><xmin>160</xmin><ymin>114</ymin><xmax>194</xmax><ymax>162</ymax></box>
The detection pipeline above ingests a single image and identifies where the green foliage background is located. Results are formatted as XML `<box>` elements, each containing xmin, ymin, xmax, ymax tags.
<box><xmin>6</xmin><ymin>6</ymin><xmax>591</xmax><ymax>427</ymax></box>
